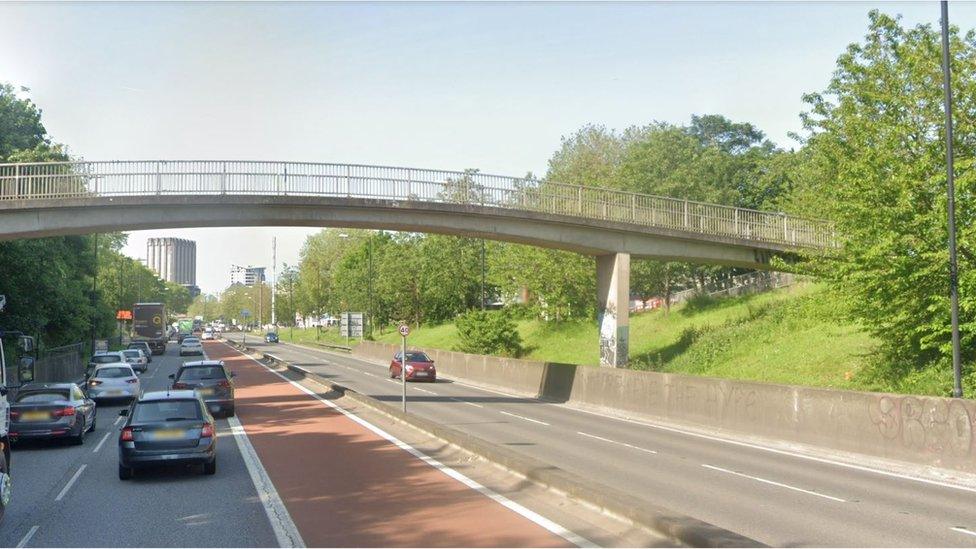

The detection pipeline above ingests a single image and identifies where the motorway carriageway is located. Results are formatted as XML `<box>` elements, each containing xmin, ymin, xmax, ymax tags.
<box><xmin>242</xmin><ymin>338</ymin><xmax>976</xmax><ymax>548</ymax></box>
<box><xmin>0</xmin><ymin>341</ymin><xmax>581</xmax><ymax>548</ymax></box>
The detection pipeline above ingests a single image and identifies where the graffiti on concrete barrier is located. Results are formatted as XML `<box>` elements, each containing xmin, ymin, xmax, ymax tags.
<box><xmin>870</xmin><ymin>396</ymin><xmax>974</xmax><ymax>457</ymax></box>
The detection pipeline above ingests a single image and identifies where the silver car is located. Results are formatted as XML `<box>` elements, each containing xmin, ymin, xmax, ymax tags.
<box><xmin>179</xmin><ymin>337</ymin><xmax>204</xmax><ymax>356</ymax></box>
<box><xmin>87</xmin><ymin>364</ymin><xmax>141</xmax><ymax>402</ymax></box>
<box><xmin>121</xmin><ymin>349</ymin><xmax>148</xmax><ymax>373</ymax></box>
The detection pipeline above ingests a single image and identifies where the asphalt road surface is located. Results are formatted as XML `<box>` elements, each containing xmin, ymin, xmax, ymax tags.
<box><xmin>1</xmin><ymin>341</ymin><xmax>580</xmax><ymax>548</ymax></box>
<box><xmin>243</xmin><ymin>337</ymin><xmax>976</xmax><ymax>548</ymax></box>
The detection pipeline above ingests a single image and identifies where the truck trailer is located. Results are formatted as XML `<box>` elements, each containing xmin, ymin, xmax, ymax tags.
<box><xmin>132</xmin><ymin>302</ymin><xmax>167</xmax><ymax>355</ymax></box>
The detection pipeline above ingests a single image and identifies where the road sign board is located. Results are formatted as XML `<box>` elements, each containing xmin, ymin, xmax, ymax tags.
<box><xmin>240</xmin><ymin>309</ymin><xmax>251</xmax><ymax>317</ymax></box>
<box><xmin>116</xmin><ymin>310</ymin><xmax>133</xmax><ymax>320</ymax></box>
<box><xmin>340</xmin><ymin>312</ymin><xmax>364</xmax><ymax>338</ymax></box>
<box><xmin>398</xmin><ymin>324</ymin><xmax>410</xmax><ymax>337</ymax></box>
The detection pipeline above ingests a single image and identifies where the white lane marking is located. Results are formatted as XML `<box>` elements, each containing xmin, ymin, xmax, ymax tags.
<box><xmin>702</xmin><ymin>464</ymin><xmax>846</xmax><ymax>502</ymax></box>
<box><xmin>412</xmin><ymin>386</ymin><xmax>437</xmax><ymax>395</ymax></box>
<box><xmin>577</xmin><ymin>431</ymin><xmax>657</xmax><ymax>455</ymax></box>
<box><xmin>274</xmin><ymin>350</ymin><xmax>976</xmax><ymax>495</ymax></box>
<box><xmin>228</xmin><ymin>416</ymin><xmax>306</xmax><ymax>548</ymax></box>
<box><xmin>114</xmin><ymin>415</ymin><xmax>124</xmax><ymax>426</ymax></box>
<box><xmin>449</xmin><ymin>397</ymin><xmax>484</xmax><ymax>408</ymax></box>
<box><xmin>951</xmin><ymin>527</ymin><xmax>976</xmax><ymax>538</ymax></box>
<box><xmin>54</xmin><ymin>464</ymin><xmax>87</xmax><ymax>502</ymax></box>
<box><xmin>15</xmin><ymin>526</ymin><xmax>39</xmax><ymax>548</ymax></box>
<box><xmin>361</xmin><ymin>371</ymin><xmax>378</xmax><ymax>378</ymax></box>
<box><xmin>564</xmin><ymin>404</ymin><xmax>976</xmax><ymax>495</ymax></box>
<box><xmin>499</xmin><ymin>410</ymin><xmax>550</xmax><ymax>426</ymax></box>
<box><xmin>222</xmin><ymin>341</ymin><xmax>593</xmax><ymax>548</ymax></box>
<box><xmin>92</xmin><ymin>431</ymin><xmax>112</xmax><ymax>453</ymax></box>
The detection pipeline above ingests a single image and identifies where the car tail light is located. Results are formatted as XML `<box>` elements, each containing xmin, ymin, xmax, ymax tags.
<box><xmin>120</xmin><ymin>427</ymin><xmax>134</xmax><ymax>442</ymax></box>
<box><xmin>173</xmin><ymin>382</ymin><xmax>189</xmax><ymax>389</ymax></box>
<box><xmin>200</xmin><ymin>423</ymin><xmax>215</xmax><ymax>438</ymax></box>
<box><xmin>89</xmin><ymin>380</ymin><xmax>102</xmax><ymax>386</ymax></box>
<box><xmin>217</xmin><ymin>380</ymin><xmax>231</xmax><ymax>388</ymax></box>
<box><xmin>126</xmin><ymin>378</ymin><xmax>139</xmax><ymax>384</ymax></box>
<box><xmin>52</xmin><ymin>406</ymin><xmax>76</xmax><ymax>418</ymax></box>
<box><xmin>9</xmin><ymin>411</ymin><xmax>19</xmax><ymax>420</ymax></box>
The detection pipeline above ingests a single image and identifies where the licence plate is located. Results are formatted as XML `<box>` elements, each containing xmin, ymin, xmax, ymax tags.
<box><xmin>152</xmin><ymin>429</ymin><xmax>186</xmax><ymax>440</ymax></box>
<box><xmin>414</xmin><ymin>371</ymin><xmax>428</xmax><ymax>377</ymax></box>
<box><xmin>107</xmin><ymin>390</ymin><xmax>123</xmax><ymax>396</ymax></box>
<box><xmin>22</xmin><ymin>411</ymin><xmax>49</xmax><ymax>421</ymax></box>
<box><xmin>196</xmin><ymin>388</ymin><xmax>214</xmax><ymax>396</ymax></box>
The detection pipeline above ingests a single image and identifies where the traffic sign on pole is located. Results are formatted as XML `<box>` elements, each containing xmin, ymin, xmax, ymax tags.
<box><xmin>399</xmin><ymin>324</ymin><xmax>409</xmax><ymax>413</ymax></box>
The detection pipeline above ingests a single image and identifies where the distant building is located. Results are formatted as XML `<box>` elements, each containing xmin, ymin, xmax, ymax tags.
<box><xmin>147</xmin><ymin>238</ymin><xmax>197</xmax><ymax>297</ymax></box>
<box><xmin>230</xmin><ymin>265</ymin><xmax>266</xmax><ymax>286</ymax></box>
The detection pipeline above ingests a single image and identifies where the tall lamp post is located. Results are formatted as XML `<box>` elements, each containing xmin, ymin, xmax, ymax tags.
<box><xmin>940</xmin><ymin>0</ymin><xmax>963</xmax><ymax>398</ymax></box>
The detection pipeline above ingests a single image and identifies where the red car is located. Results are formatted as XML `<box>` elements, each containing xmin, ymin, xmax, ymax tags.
<box><xmin>389</xmin><ymin>351</ymin><xmax>436</xmax><ymax>382</ymax></box>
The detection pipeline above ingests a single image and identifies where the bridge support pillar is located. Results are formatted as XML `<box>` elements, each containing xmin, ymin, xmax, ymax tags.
<box><xmin>597</xmin><ymin>252</ymin><xmax>629</xmax><ymax>368</ymax></box>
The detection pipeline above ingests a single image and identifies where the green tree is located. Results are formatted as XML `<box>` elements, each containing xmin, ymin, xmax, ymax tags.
<box><xmin>793</xmin><ymin>11</ymin><xmax>976</xmax><ymax>393</ymax></box>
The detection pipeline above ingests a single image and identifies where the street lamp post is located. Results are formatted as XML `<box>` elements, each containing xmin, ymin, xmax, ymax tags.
<box><xmin>940</xmin><ymin>0</ymin><xmax>963</xmax><ymax>398</ymax></box>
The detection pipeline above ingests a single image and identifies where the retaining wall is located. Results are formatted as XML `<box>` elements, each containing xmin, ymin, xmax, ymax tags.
<box><xmin>355</xmin><ymin>341</ymin><xmax>976</xmax><ymax>474</ymax></box>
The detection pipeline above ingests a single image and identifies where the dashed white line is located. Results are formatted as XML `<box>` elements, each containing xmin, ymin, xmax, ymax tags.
<box><xmin>412</xmin><ymin>387</ymin><xmax>437</xmax><ymax>395</ymax></box>
<box><xmin>702</xmin><ymin>463</ymin><xmax>846</xmax><ymax>502</ymax></box>
<box><xmin>361</xmin><ymin>371</ymin><xmax>378</xmax><ymax>378</ymax></box>
<box><xmin>54</xmin><ymin>464</ymin><xmax>87</xmax><ymax>502</ymax></box>
<box><xmin>114</xmin><ymin>415</ymin><xmax>124</xmax><ymax>426</ymax></box>
<box><xmin>499</xmin><ymin>410</ymin><xmax>550</xmax><ymax>426</ymax></box>
<box><xmin>577</xmin><ymin>431</ymin><xmax>657</xmax><ymax>454</ymax></box>
<box><xmin>15</xmin><ymin>526</ymin><xmax>38</xmax><ymax>548</ymax></box>
<box><xmin>92</xmin><ymin>431</ymin><xmax>112</xmax><ymax>453</ymax></box>
<box><xmin>559</xmin><ymin>400</ymin><xmax>976</xmax><ymax>495</ymax></box>
<box><xmin>449</xmin><ymin>397</ymin><xmax>484</xmax><ymax>408</ymax></box>
<box><xmin>951</xmin><ymin>527</ymin><xmax>976</xmax><ymax>538</ymax></box>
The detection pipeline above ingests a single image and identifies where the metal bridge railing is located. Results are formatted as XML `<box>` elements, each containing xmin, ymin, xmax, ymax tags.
<box><xmin>0</xmin><ymin>160</ymin><xmax>835</xmax><ymax>249</ymax></box>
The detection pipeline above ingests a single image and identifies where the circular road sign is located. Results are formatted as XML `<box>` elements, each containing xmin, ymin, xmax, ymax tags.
<box><xmin>398</xmin><ymin>324</ymin><xmax>410</xmax><ymax>337</ymax></box>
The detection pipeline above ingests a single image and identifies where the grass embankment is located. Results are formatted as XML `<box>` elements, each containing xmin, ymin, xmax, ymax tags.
<box><xmin>271</xmin><ymin>285</ymin><xmax>973</xmax><ymax>394</ymax></box>
<box><xmin>370</xmin><ymin>283</ymin><xmax>882</xmax><ymax>392</ymax></box>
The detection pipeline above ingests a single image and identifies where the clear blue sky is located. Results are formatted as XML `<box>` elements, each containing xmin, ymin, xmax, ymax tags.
<box><xmin>0</xmin><ymin>1</ymin><xmax>970</xmax><ymax>293</ymax></box>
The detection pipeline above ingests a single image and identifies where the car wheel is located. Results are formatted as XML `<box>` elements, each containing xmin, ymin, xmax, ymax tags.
<box><xmin>118</xmin><ymin>463</ymin><xmax>133</xmax><ymax>480</ymax></box>
<box><xmin>203</xmin><ymin>459</ymin><xmax>216</xmax><ymax>476</ymax></box>
<box><xmin>0</xmin><ymin>449</ymin><xmax>9</xmax><ymax>523</ymax></box>
<box><xmin>225</xmin><ymin>406</ymin><xmax>235</xmax><ymax>418</ymax></box>
<box><xmin>71</xmin><ymin>421</ymin><xmax>86</xmax><ymax>445</ymax></box>
<box><xmin>390</xmin><ymin>368</ymin><xmax>397</xmax><ymax>379</ymax></box>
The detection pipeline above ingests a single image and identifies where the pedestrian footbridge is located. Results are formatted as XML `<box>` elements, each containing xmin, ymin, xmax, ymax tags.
<box><xmin>0</xmin><ymin>160</ymin><xmax>834</xmax><ymax>367</ymax></box>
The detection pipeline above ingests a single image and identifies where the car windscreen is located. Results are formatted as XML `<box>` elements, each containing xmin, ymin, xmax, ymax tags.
<box><xmin>405</xmin><ymin>352</ymin><xmax>431</xmax><ymax>362</ymax></box>
<box><xmin>16</xmin><ymin>390</ymin><xmax>69</xmax><ymax>403</ymax></box>
<box><xmin>122</xmin><ymin>350</ymin><xmax>140</xmax><ymax>358</ymax></box>
<box><xmin>132</xmin><ymin>399</ymin><xmax>202</xmax><ymax>422</ymax></box>
<box><xmin>178</xmin><ymin>366</ymin><xmax>225</xmax><ymax>381</ymax></box>
<box><xmin>266</xmin><ymin>333</ymin><xmax>276</xmax><ymax>337</ymax></box>
<box><xmin>91</xmin><ymin>355</ymin><xmax>122</xmax><ymax>364</ymax></box>
<box><xmin>95</xmin><ymin>366</ymin><xmax>133</xmax><ymax>378</ymax></box>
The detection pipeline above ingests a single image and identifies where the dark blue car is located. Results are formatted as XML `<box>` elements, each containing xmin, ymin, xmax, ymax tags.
<box><xmin>118</xmin><ymin>390</ymin><xmax>216</xmax><ymax>479</ymax></box>
<box><xmin>264</xmin><ymin>332</ymin><xmax>279</xmax><ymax>343</ymax></box>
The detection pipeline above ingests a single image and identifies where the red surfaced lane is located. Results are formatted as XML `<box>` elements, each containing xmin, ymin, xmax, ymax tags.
<box><xmin>207</xmin><ymin>341</ymin><xmax>572</xmax><ymax>548</ymax></box>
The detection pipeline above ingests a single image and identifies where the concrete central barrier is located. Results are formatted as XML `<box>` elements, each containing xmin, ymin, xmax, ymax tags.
<box><xmin>356</xmin><ymin>341</ymin><xmax>976</xmax><ymax>474</ymax></box>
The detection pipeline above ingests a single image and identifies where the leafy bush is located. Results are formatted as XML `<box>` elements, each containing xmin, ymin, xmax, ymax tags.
<box><xmin>454</xmin><ymin>310</ymin><xmax>523</xmax><ymax>357</ymax></box>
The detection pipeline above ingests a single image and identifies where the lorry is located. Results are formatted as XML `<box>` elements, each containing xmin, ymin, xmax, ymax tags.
<box><xmin>0</xmin><ymin>294</ymin><xmax>37</xmax><ymax>522</ymax></box>
<box><xmin>132</xmin><ymin>302</ymin><xmax>167</xmax><ymax>355</ymax></box>
<box><xmin>177</xmin><ymin>319</ymin><xmax>194</xmax><ymax>343</ymax></box>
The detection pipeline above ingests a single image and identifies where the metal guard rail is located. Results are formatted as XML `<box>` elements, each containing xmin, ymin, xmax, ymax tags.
<box><xmin>0</xmin><ymin>160</ymin><xmax>835</xmax><ymax>249</ymax></box>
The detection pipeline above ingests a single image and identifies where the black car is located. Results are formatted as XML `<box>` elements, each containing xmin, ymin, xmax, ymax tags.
<box><xmin>264</xmin><ymin>332</ymin><xmax>279</xmax><ymax>343</ymax></box>
<box><xmin>10</xmin><ymin>383</ymin><xmax>96</xmax><ymax>445</ymax></box>
<box><xmin>127</xmin><ymin>341</ymin><xmax>153</xmax><ymax>363</ymax></box>
<box><xmin>170</xmin><ymin>361</ymin><xmax>236</xmax><ymax>417</ymax></box>
<box><xmin>118</xmin><ymin>390</ymin><xmax>216</xmax><ymax>480</ymax></box>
